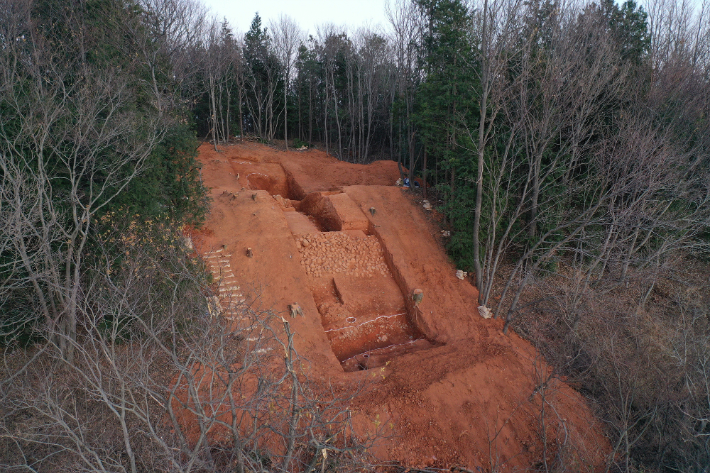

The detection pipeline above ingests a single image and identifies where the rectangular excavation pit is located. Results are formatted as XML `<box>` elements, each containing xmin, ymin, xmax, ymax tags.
<box><xmin>239</xmin><ymin>162</ymin><xmax>300</xmax><ymax>201</ymax></box>
<box><xmin>296</xmin><ymin>230</ymin><xmax>437</xmax><ymax>372</ymax></box>
<box><xmin>296</xmin><ymin>192</ymin><xmax>370</xmax><ymax>233</ymax></box>
<box><xmin>241</xmin><ymin>164</ymin><xmax>440</xmax><ymax>372</ymax></box>
<box><xmin>326</xmin><ymin>276</ymin><xmax>434</xmax><ymax>372</ymax></box>
<box><xmin>242</xmin><ymin>165</ymin><xmax>362</xmax><ymax>236</ymax></box>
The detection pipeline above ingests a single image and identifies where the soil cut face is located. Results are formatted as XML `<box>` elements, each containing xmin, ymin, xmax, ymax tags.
<box><xmin>191</xmin><ymin>142</ymin><xmax>610</xmax><ymax>471</ymax></box>
<box><xmin>297</xmin><ymin>231</ymin><xmax>434</xmax><ymax>371</ymax></box>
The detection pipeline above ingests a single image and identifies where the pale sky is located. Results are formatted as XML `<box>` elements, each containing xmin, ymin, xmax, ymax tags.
<box><xmin>201</xmin><ymin>0</ymin><xmax>391</xmax><ymax>36</ymax></box>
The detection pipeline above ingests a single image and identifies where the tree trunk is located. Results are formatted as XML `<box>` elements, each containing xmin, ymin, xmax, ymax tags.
<box><xmin>473</xmin><ymin>0</ymin><xmax>490</xmax><ymax>305</ymax></box>
<box><xmin>422</xmin><ymin>147</ymin><xmax>428</xmax><ymax>199</ymax></box>
<box><xmin>284</xmin><ymin>68</ymin><xmax>289</xmax><ymax>150</ymax></box>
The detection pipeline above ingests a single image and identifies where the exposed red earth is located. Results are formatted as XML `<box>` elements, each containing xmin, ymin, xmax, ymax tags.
<box><xmin>190</xmin><ymin>141</ymin><xmax>610</xmax><ymax>471</ymax></box>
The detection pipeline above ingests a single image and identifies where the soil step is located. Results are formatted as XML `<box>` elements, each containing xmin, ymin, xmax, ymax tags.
<box><xmin>218</xmin><ymin>281</ymin><xmax>238</xmax><ymax>288</ymax></box>
<box><xmin>204</xmin><ymin>252</ymin><xmax>230</xmax><ymax>259</ymax></box>
<box><xmin>202</xmin><ymin>251</ymin><xmax>249</xmax><ymax>323</ymax></box>
<box><xmin>325</xmin><ymin>311</ymin><xmax>419</xmax><ymax>361</ymax></box>
<box><xmin>218</xmin><ymin>286</ymin><xmax>241</xmax><ymax>292</ymax></box>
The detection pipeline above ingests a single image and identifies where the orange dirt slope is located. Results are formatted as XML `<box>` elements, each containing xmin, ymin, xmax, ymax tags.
<box><xmin>191</xmin><ymin>142</ymin><xmax>610</xmax><ymax>471</ymax></box>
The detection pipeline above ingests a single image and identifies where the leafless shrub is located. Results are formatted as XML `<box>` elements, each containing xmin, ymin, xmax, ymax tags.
<box><xmin>512</xmin><ymin>256</ymin><xmax>710</xmax><ymax>471</ymax></box>
<box><xmin>0</xmin><ymin>224</ymin><xmax>371</xmax><ymax>473</ymax></box>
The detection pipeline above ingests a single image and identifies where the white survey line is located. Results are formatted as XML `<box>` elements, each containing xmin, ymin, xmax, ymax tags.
<box><xmin>324</xmin><ymin>312</ymin><xmax>406</xmax><ymax>334</ymax></box>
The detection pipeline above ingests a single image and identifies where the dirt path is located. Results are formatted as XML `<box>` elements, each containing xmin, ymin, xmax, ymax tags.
<box><xmin>191</xmin><ymin>142</ymin><xmax>609</xmax><ymax>471</ymax></box>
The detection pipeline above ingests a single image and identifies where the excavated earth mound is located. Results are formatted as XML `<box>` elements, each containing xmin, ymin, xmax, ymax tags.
<box><xmin>190</xmin><ymin>142</ymin><xmax>610</xmax><ymax>471</ymax></box>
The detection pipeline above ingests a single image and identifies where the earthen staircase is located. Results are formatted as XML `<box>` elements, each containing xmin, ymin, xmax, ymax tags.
<box><xmin>202</xmin><ymin>248</ymin><xmax>272</xmax><ymax>355</ymax></box>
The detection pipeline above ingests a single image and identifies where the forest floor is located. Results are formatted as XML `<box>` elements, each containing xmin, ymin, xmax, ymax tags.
<box><xmin>190</xmin><ymin>141</ymin><xmax>610</xmax><ymax>471</ymax></box>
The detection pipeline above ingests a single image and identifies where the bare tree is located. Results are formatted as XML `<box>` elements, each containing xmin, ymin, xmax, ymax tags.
<box><xmin>271</xmin><ymin>15</ymin><xmax>302</xmax><ymax>150</ymax></box>
<box><xmin>243</xmin><ymin>15</ymin><xmax>283</xmax><ymax>142</ymax></box>
<box><xmin>135</xmin><ymin>0</ymin><xmax>211</xmax><ymax>113</ymax></box>
<box><xmin>202</xmin><ymin>17</ymin><xmax>245</xmax><ymax>148</ymax></box>
<box><xmin>467</xmin><ymin>0</ymin><xmax>527</xmax><ymax>305</ymax></box>
<box><xmin>0</xmin><ymin>0</ymin><xmax>167</xmax><ymax>361</ymax></box>
<box><xmin>387</xmin><ymin>0</ymin><xmax>424</xmax><ymax>182</ymax></box>
<box><xmin>352</xmin><ymin>28</ymin><xmax>392</xmax><ymax>162</ymax></box>
<box><xmin>644</xmin><ymin>0</ymin><xmax>710</xmax><ymax>74</ymax></box>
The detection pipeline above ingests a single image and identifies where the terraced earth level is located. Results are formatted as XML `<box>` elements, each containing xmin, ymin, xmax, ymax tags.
<box><xmin>294</xmin><ymin>231</ymin><xmax>432</xmax><ymax>371</ymax></box>
<box><xmin>258</xmin><ymin>180</ymin><xmax>434</xmax><ymax>372</ymax></box>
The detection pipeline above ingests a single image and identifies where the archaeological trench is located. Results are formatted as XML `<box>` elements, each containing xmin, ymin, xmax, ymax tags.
<box><xmin>190</xmin><ymin>142</ymin><xmax>610</xmax><ymax>470</ymax></box>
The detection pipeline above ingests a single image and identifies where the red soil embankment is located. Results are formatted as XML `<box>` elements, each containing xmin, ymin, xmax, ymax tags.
<box><xmin>191</xmin><ymin>142</ymin><xmax>610</xmax><ymax>471</ymax></box>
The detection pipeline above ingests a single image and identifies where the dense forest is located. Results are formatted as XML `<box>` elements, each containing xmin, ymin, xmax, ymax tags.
<box><xmin>1</xmin><ymin>0</ymin><xmax>709</xmax><ymax>471</ymax></box>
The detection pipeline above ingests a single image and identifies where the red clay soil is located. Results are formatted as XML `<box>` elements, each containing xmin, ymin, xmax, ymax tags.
<box><xmin>191</xmin><ymin>142</ymin><xmax>610</xmax><ymax>471</ymax></box>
